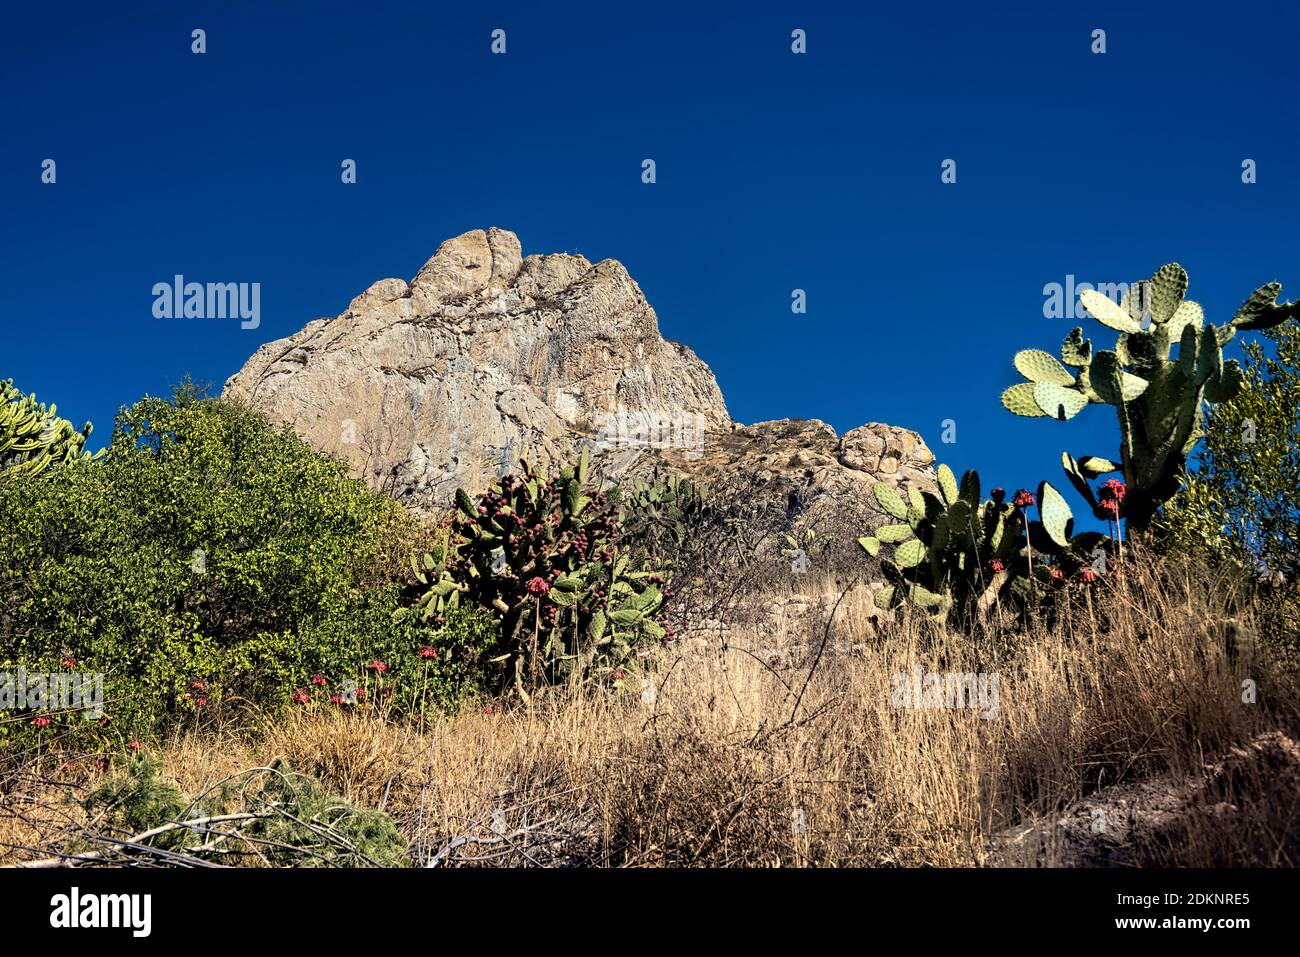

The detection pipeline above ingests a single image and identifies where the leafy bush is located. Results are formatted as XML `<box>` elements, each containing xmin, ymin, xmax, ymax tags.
<box><xmin>1159</xmin><ymin>321</ymin><xmax>1300</xmax><ymax>578</ymax></box>
<box><xmin>0</xmin><ymin>388</ymin><xmax>494</xmax><ymax>752</ymax></box>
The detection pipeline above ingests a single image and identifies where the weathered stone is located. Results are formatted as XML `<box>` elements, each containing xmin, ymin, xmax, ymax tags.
<box><xmin>225</xmin><ymin>230</ymin><xmax>937</xmax><ymax>540</ymax></box>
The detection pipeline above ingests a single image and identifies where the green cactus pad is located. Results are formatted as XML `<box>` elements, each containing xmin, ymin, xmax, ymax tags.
<box><xmin>876</xmin><ymin>523</ymin><xmax>914</xmax><ymax>543</ymax></box>
<box><xmin>931</xmin><ymin>512</ymin><xmax>951</xmax><ymax>552</ymax></box>
<box><xmin>1076</xmin><ymin>455</ymin><xmax>1120</xmax><ymax>476</ymax></box>
<box><xmin>1060</xmin><ymin>328</ymin><xmax>1092</xmax><ymax>367</ymax></box>
<box><xmin>958</xmin><ymin>470</ymin><xmax>980</xmax><ymax>507</ymax></box>
<box><xmin>1165</xmin><ymin>300</ymin><xmax>1204</xmax><ymax>342</ymax></box>
<box><xmin>1036</xmin><ymin>480</ymin><xmax>1074</xmax><ymax>549</ymax></box>
<box><xmin>1116</xmin><ymin>330</ymin><xmax>1161</xmax><ymax>368</ymax></box>
<box><xmin>1060</xmin><ymin>451</ymin><xmax>1096</xmax><ymax>505</ymax></box>
<box><xmin>1033</xmin><ymin>382</ymin><xmax>1088</xmax><ymax>420</ymax></box>
<box><xmin>874</xmin><ymin>586</ymin><xmax>896</xmax><ymax>610</ymax></box>
<box><xmin>1204</xmin><ymin>359</ymin><xmax>1245</xmax><ymax>403</ymax></box>
<box><xmin>1001</xmin><ymin>383</ymin><xmax>1047</xmax><ymax>417</ymax></box>
<box><xmin>873</xmin><ymin>482</ymin><xmax>908</xmax><ymax>520</ymax></box>
<box><xmin>1079</xmin><ymin>289</ymin><xmax>1143</xmax><ymax>333</ymax></box>
<box><xmin>894</xmin><ymin>538</ymin><xmax>927</xmax><ymax>568</ymax></box>
<box><xmin>1193</xmin><ymin>323</ymin><xmax>1223</xmax><ymax>385</ymax></box>
<box><xmin>1230</xmin><ymin>282</ymin><xmax>1299</xmax><ymax>330</ymax></box>
<box><xmin>907</xmin><ymin>584</ymin><xmax>946</xmax><ymax>609</ymax></box>
<box><xmin>937</xmin><ymin>463</ymin><xmax>960</xmax><ymax>506</ymax></box>
<box><xmin>1014</xmin><ymin>349</ymin><xmax>1076</xmax><ymax>385</ymax></box>
<box><xmin>1149</xmin><ymin>263</ymin><xmax>1189</xmax><ymax>323</ymax></box>
<box><xmin>1074</xmin><ymin>366</ymin><xmax>1103</xmax><ymax>403</ymax></box>
<box><xmin>455</xmin><ymin>488</ymin><xmax>477</xmax><ymax>518</ymax></box>
<box><xmin>1090</xmin><ymin>352</ymin><xmax>1148</xmax><ymax>404</ymax></box>
<box><xmin>858</xmin><ymin>536</ymin><xmax>881</xmax><ymax>557</ymax></box>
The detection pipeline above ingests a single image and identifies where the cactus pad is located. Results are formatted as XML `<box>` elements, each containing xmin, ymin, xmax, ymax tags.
<box><xmin>1033</xmin><ymin>382</ymin><xmax>1088</xmax><ymax>420</ymax></box>
<box><xmin>1001</xmin><ymin>382</ymin><xmax>1047</xmax><ymax>417</ymax></box>
<box><xmin>873</xmin><ymin>482</ymin><xmax>908</xmax><ymax>519</ymax></box>
<box><xmin>1080</xmin><ymin>289</ymin><xmax>1143</xmax><ymax>334</ymax></box>
<box><xmin>1014</xmin><ymin>349</ymin><xmax>1075</xmax><ymax>385</ymax></box>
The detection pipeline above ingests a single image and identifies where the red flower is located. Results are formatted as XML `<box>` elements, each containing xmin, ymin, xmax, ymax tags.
<box><xmin>1012</xmin><ymin>490</ymin><xmax>1035</xmax><ymax>508</ymax></box>
<box><xmin>986</xmin><ymin>559</ymin><xmax>1005</xmax><ymax>573</ymax></box>
<box><xmin>366</xmin><ymin>660</ymin><xmax>388</xmax><ymax>674</ymax></box>
<box><xmin>1079</xmin><ymin>569</ymin><xmax>1098</xmax><ymax>583</ymax></box>
<box><xmin>32</xmin><ymin>716</ymin><xmax>51</xmax><ymax>729</ymax></box>
<box><xmin>356</xmin><ymin>687</ymin><xmax>368</xmax><ymax>702</ymax></box>
<box><xmin>612</xmin><ymin>668</ymin><xmax>627</xmax><ymax>682</ymax></box>
<box><xmin>330</xmin><ymin>693</ymin><xmax>344</xmax><ymax>706</ymax></box>
<box><xmin>310</xmin><ymin>673</ymin><xmax>327</xmax><ymax>687</ymax></box>
<box><xmin>482</xmin><ymin>705</ymin><xmax>496</xmax><ymax>715</ymax></box>
<box><xmin>61</xmin><ymin>657</ymin><xmax>77</xmax><ymax>669</ymax></box>
<box><xmin>1050</xmin><ymin>568</ymin><xmax>1065</xmax><ymax>581</ymax></box>
<box><xmin>418</xmin><ymin>646</ymin><xmax>438</xmax><ymax>660</ymax></box>
<box><xmin>128</xmin><ymin>739</ymin><xmax>143</xmax><ymax>751</ymax></box>
<box><xmin>292</xmin><ymin>688</ymin><xmax>310</xmax><ymax>705</ymax></box>
<box><xmin>189</xmin><ymin>680</ymin><xmax>207</xmax><ymax>692</ymax></box>
<box><xmin>525</xmin><ymin>576</ymin><xmax>551</xmax><ymax>595</ymax></box>
<box><xmin>1098</xmin><ymin>480</ymin><xmax>1127</xmax><ymax>516</ymax></box>
<box><xmin>193</xmin><ymin>695</ymin><xmax>208</xmax><ymax>708</ymax></box>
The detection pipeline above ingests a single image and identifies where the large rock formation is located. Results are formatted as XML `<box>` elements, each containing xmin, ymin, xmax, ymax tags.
<box><xmin>224</xmin><ymin>228</ymin><xmax>937</xmax><ymax>537</ymax></box>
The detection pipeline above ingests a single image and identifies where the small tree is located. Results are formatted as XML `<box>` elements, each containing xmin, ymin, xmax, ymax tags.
<box><xmin>1158</xmin><ymin>322</ymin><xmax>1300</xmax><ymax>578</ymax></box>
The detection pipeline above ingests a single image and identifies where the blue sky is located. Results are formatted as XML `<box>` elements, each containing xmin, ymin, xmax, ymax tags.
<box><xmin>3</xmin><ymin>0</ymin><xmax>1298</xmax><ymax>505</ymax></box>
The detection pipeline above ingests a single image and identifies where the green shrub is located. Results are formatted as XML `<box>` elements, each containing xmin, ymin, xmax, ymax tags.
<box><xmin>84</xmin><ymin>752</ymin><xmax>410</xmax><ymax>867</ymax></box>
<box><xmin>0</xmin><ymin>388</ymin><xmax>493</xmax><ymax>753</ymax></box>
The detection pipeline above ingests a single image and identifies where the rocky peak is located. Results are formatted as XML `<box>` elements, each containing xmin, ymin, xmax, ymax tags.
<box><xmin>224</xmin><ymin>229</ymin><xmax>935</xmax><ymax>535</ymax></box>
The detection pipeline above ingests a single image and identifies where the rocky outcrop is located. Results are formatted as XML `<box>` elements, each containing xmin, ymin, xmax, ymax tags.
<box><xmin>224</xmin><ymin>229</ymin><xmax>936</xmax><ymax>535</ymax></box>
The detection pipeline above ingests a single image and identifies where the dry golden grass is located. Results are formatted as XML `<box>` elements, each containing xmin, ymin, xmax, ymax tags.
<box><xmin>3</xmin><ymin>550</ymin><xmax>1297</xmax><ymax>866</ymax></box>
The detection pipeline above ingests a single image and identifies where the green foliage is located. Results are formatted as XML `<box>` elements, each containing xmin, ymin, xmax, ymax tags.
<box><xmin>859</xmin><ymin>467</ymin><xmax>1099</xmax><ymax>620</ymax></box>
<box><xmin>237</xmin><ymin>766</ymin><xmax>411</xmax><ymax>867</ymax></box>
<box><xmin>0</xmin><ymin>378</ymin><xmax>100</xmax><ymax>476</ymax></box>
<box><xmin>406</xmin><ymin>449</ymin><xmax>671</xmax><ymax>695</ymax></box>
<box><xmin>617</xmin><ymin>471</ymin><xmax>706</xmax><ymax>553</ymax></box>
<box><xmin>1158</xmin><ymin>321</ymin><xmax>1300</xmax><ymax>578</ymax></box>
<box><xmin>85</xmin><ymin>753</ymin><xmax>409</xmax><ymax>867</ymax></box>
<box><xmin>87</xmin><ymin>752</ymin><xmax>188</xmax><ymax>839</ymax></box>
<box><xmin>0</xmin><ymin>388</ymin><xmax>493</xmax><ymax>750</ymax></box>
<box><xmin>1000</xmin><ymin>264</ymin><xmax>1299</xmax><ymax>530</ymax></box>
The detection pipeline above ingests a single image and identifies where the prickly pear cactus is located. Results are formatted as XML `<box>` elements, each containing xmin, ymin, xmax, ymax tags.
<box><xmin>858</xmin><ymin>464</ymin><xmax>1096</xmax><ymax>620</ymax></box>
<box><xmin>1000</xmin><ymin>264</ymin><xmax>1299</xmax><ymax>529</ymax></box>
<box><xmin>406</xmin><ymin>447</ymin><xmax>671</xmax><ymax>696</ymax></box>
<box><xmin>618</xmin><ymin>470</ymin><xmax>705</xmax><ymax>550</ymax></box>
<box><xmin>1</xmin><ymin>378</ymin><xmax>100</xmax><ymax>476</ymax></box>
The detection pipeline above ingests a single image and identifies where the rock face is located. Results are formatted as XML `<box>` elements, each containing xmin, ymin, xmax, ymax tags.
<box><xmin>225</xmin><ymin>228</ymin><xmax>730</xmax><ymax>506</ymax></box>
<box><xmin>224</xmin><ymin>228</ymin><xmax>936</xmax><ymax>534</ymax></box>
